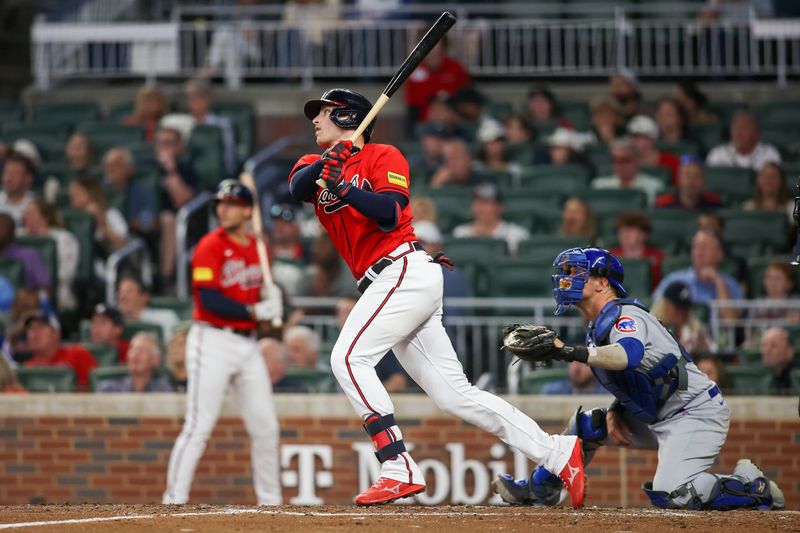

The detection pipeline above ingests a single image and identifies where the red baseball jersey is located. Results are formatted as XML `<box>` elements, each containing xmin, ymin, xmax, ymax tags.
<box><xmin>25</xmin><ymin>345</ymin><xmax>98</xmax><ymax>391</ymax></box>
<box><xmin>289</xmin><ymin>143</ymin><xmax>418</xmax><ymax>279</ymax></box>
<box><xmin>191</xmin><ymin>227</ymin><xmax>262</xmax><ymax>330</ymax></box>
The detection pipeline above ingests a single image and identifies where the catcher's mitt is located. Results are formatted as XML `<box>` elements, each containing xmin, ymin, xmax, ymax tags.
<box><xmin>501</xmin><ymin>324</ymin><xmax>558</xmax><ymax>362</ymax></box>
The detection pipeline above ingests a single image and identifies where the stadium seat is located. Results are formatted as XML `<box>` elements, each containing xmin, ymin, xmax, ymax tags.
<box><xmin>577</xmin><ymin>189</ymin><xmax>647</xmax><ymax>214</ymax></box>
<box><xmin>90</xmin><ymin>366</ymin><xmax>129</xmax><ymax>392</ymax></box>
<box><xmin>519</xmin><ymin>368</ymin><xmax>569</xmax><ymax>394</ymax></box>
<box><xmin>442</xmin><ymin>236</ymin><xmax>509</xmax><ymax>296</ymax></box>
<box><xmin>745</xmin><ymin>256</ymin><xmax>800</xmax><ymax>298</ymax></box>
<box><xmin>661</xmin><ymin>255</ymin><xmax>739</xmax><ymax>280</ymax></box>
<box><xmin>703</xmin><ymin>166</ymin><xmax>754</xmax><ymax>203</ymax></box>
<box><xmin>760</xmin><ymin>127</ymin><xmax>800</xmax><ymax>157</ymax></box>
<box><xmin>721</xmin><ymin>210</ymin><xmax>790</xmax><ymax>254</ymax></box>
<box><xmin>706</xmin><ymin>101</ymin><xmax>748</xmax><ymax>126</ymax></box>
<box><xmin>726</xmin><ymin>366</ymin><xmax>772</xmax><ymax>395</ymax></box>
<box><xmin>640</xmin><ymin>166</ymin><xmax>673</xmax><ymax>186</ymax></box>
<box><xmin>618</xmin><ymin>257</ymin><xmax>652</xmax><ymax>295</ymax></box>
<box><xmin>490</xmin><ymin>257</ymin><xmax>556</xmax><ymax>297</ymax></box>
<box><xmin>0</xmin><ymin>257</ymin><xmax>23</xmax><ymax>288</ymax></box>
<box><xmin>16</xmin><ymin>236</ymin><xmax>58</xmax><ymax>300</ymax></box>
<box><xmin>123</xmin><ymin>321</ymin><xmax>164</xmax><ymax>345</ymax></box>
<box><xmin>149</xmin><ymin>296</ymin><xmax>193</xmax><ymax>320</ymax></box>
<box><xmin>0</xmin><ymin>100</ymin><xmax>23</xmax><ymax>122</ymax></box>
<box><xmin>2</xmin><ymin>123</ymin><xmax>70</xmax><ymax>162</ymax></box>
<box><xmin>504</xmin><ymin>142</ymin><xmax>540</xmax><ymax>166</ymax></box>
<box><xmin>516</xmin><ymin>235</ymin><xmax>586</xmax><ymax>261</ymax></box>
<box><xmin>423</xmin><ymin>188</ymin><xmax>472</xmax><ymax>233</ymax></box>
<box><xmin>76</xmin><ymin>123</ymin><xmax>145</xmax><ymax>154</ymax></box>
<box><xmin>83</xmin><ymin>342</ymin><xmax>120</xmax><ymax>367</ymax></box>
<box><xmin>213</xmin><ymin>101</ymin><xmax>255</xmax><ymax>159</ymax></box>
<box><xmin>691</xmin><ymin>123</ymin><xmax>725</xmax><ymax>152</ymax></box>
<box><xmin>531</xmin><ymin>206</ymin><xmax>566</xmax><ymax>234</ymax></box>
<box><xmin>188</xmin><ymin>124</ymin><xmax>226</xmax><ymax>189</ymax></box>
<box><xmin>655</xmin><ymin>139</ymin><xmax>701</xmax><ymax>157</ymax></box>
<box><xmin>520</xmin><ymin>164</ymin><xmax>592</xmax><ymax>183</ymax></box>
<box><xmin>478</xmin><ymin>169</ymin><xmax>513</xmax><ymax>188</ymax></box>
<box><xmin>32</xmin><ymin>102</ymin><xmax>101</xmax><ymax>127</ymax></box>
<box><xmin>648</xmin><ymin>210</ymin><xmax>699</xmax><ymax>253</ymax></box>
<box><xmin>738</xmin><ymin>346</ymin><xmax>762</xmax><ymax>367</ymax></box>
<box><xmin>16</xmin><ymin>367</ymin><xmax>76</xmax><ymax>393</ymax></box>
<box><xmin>284</xmin><ymin>368</ymin><xmax>335</xmax><ymax>393</ymax></box>
<box><xmin>757</xmin><ymin>100</ymin><xmax>800</xmax><ymax>129</ymax></box>
<box><xmin>61</xmin><ymin>209</ymin><xmax>95</xmax><ymax>283</ymax></box>
<box><xmin>107</xmin><ymin>101</ymin><xmax>135</xmax><ymax>122</ymax></box>
<box><xmin>485</xmin><ymin>101</ymin><xmax>513</xmax><ymax>121</ymax></box>
<box><xmin>560</xmin><ymin>101</ymin><xmax>591</xmax><ymax>130</ymax></box>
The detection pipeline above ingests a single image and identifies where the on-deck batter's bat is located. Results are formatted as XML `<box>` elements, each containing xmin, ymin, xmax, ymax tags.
<box><xmin>316</xmin><ymin>11</ymin><xmax>457</xmax><ymax>188</ymax></box>
<box><xmin>239</xmin><ymin>172</ymin><xmax>283</xmax><ymax>328</ymax></box>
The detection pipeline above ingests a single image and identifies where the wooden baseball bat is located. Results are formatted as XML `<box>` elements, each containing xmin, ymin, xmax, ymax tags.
<box><xmin>239</xmin><ymin>172</ymin><xmax>283</xmax><ymax>328</ymax></box>
<box><xmin>316</xmin><ymin>11</ymin><xmax>457</xmax><ymax>188</ymax></box>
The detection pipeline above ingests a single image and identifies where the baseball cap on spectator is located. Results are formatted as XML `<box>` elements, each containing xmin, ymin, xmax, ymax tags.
<box><xmin>269</xmin><ymin>203</ymin><xmax>296</xmax><ymax>223</ymax></box>
<box><xmin>413</xmin><ymin>221</ymin><xmax>443</xmax><ymax>245</ymax></box>
<box><xmin>663</xmin><ymin>281</ymin><xmax>692</xmax><ymax>311</ymax></box>
<box><xmin>679</xmin><ymin>154</ymin><xmax>704</xmax><ymax>165</ymax></box>
<box><xmin>477</xmin><ymin>119</ymin><xmax>505</xmax><ymax>143</ymax></box>
<box><xmin>472</xmin><ymin>181</ymin><xmax>503</xmax><ymax>203</ymax></box>
<box><xmin>616</xmin><ymin>67</ymin><xmax>639</xmax><ymax>88</ymax></box>
<box><xmin>627</xmin><ymin>115</ymin><xmax>659</xmax><ymax>139</ymax></box>
<box><xmin>93</xmin><ymin>303</ymin><xmax>124</xmax><ymax>326</ymax></box>
<box><xmin>418</xmin><ymin>122</ymin><xmax>450</xmax><ymax>139</ymax></box>
<box><xmin>547</xmin><ymin>128</ymin><xmax>577</xmax><ymax>149</ymax></box>
<box><xmin>24</xmin><ymin>309</ymin><xmax>61</xmax><ymax>331</ymax></box>
<box><xmin>451</xmin><ymin>86</ymin><xmax>485</xmax><ymax>106</ymax></box>
<box><xmin>12</xmin><ymin>139</ymin><xmax>41</xmax><ymax>168</ymax></box>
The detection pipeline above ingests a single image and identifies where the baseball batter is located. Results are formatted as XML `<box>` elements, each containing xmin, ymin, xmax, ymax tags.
<box><xmin>288</xmin><ymin>88</ymin><xmax>585</xmax><ymax>507</ymax></box>
<box><xmin>163</xmin><ymin>180</ymin><xmax>283</xmax><ymax>505</ymax></box>
<box><xmin>493</xmin><ymin>247</ymin><xmax>785</xmax><ymax>511</ymax></box>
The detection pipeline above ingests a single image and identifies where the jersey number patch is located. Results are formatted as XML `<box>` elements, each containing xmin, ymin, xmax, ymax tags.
<box><xmin>615</xmin><ymin>316</ymin><xmax>638</xmax><ymax>333</ymax></box>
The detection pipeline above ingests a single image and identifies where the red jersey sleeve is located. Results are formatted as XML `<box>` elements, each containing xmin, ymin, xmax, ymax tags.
<box><xmin>289</xmin><ymin>154</ymin><xmax>322</xmax><ymax>180</ymax></box>
<box><xmin>369</xmin><ymin>145</ymin><xmax>411</xmax><ymax>198</ymax></box>
<box><xmin>191</xmin><ymin>235</ymin><xmax>223</xmax><ymax>290</ymax></box>
<box><xmin>68</xmin><ymin>346</ymin><xmax>98</xmax><ymax>391</ymax></box>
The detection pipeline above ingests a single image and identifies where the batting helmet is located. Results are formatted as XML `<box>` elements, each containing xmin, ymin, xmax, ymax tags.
<box><xmin>304</xmin><ymin>88</ymin><xmax>375</xmax><ymax>142</ymax></box>
<box><xmin>551</xmin><ymin>247</ymin><xmax>627</xmax><ymax>315</ymax></box>
<box><xmin>214</xmin><ymin>179</ymin><xmax>253</xmax><ymax>207</ymax></box>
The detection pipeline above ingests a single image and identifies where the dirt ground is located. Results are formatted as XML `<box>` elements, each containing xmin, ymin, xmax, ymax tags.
<box><xmin>0</xmin><ymin>504</ymin><xmax>798</xmax><ymax>532</ymax></box>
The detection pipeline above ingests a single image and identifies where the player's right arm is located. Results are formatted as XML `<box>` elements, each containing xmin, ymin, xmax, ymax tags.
<box><xmin>192</xmin><ymin>238</ymin><xmax>252</xmax><ymax>321</ymax></box>
<box><xmin>288</xmin><ymin>154</ymin><xmax>324</xmax><ymax>202</ymax></box>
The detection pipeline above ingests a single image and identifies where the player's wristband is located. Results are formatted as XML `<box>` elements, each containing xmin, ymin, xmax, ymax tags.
<box><xmin>554</xmin><ymin>344</ymin><xmax>590</xmax><ymax>364</ymax></box>
<box><xmin>246</xmin><ymin>305</ymin><xmax>255</xmax><ymax>320</ymax></box>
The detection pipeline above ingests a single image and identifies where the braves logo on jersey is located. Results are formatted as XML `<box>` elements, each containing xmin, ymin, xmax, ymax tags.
<box><xmin>221</xmin><ymin>258</ymin><xmax>262</xmax><ymax>289</ymax></box>
<box><xmin>319</xmin><ymin>174</ymin><xmax>372</xmax><ymax>214</ymax></box>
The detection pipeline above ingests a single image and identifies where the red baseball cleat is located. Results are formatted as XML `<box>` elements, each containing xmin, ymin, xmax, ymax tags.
<box><xmin>354</xmin><ymin>477</ymin><xmax>425</xmax><ymax>505</ymax></box>
<box><xmin>558</xmin><ymin>437</ymin><xmax>586</xmax><ymax>509</ymax></box>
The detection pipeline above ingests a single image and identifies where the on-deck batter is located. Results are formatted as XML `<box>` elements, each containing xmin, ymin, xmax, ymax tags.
<box><xmin>163</xmin><ymin>180</ymin><xmax>283</xmax><ymax>505</ymax></box>
<box><xmin>288</xmin><ymin>88</ymin><xmax>586</xmax><ymax>507</ymax></box>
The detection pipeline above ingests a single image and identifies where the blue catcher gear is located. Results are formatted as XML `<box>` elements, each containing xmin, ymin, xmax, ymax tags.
<box><xmin>491</xmin><ymin>469</ymin><xmax>564</xmax><ymax>506</ymax></box>
<box><xmin>552</xmin><ymin>247</ymin><xmax>627</xmax><ymax>315</ymax></box>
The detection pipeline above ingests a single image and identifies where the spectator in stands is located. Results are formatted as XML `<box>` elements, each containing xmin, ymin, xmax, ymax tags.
<box><xmin>450</xmin><ymin>86</ymin><xmax>494</xmax><ymax>132</ymax></box>
<box><xmin>413</xmin><ymin>220</ymin><xmax>470</xmax><ymax>320</ymax></box>
<box><xmin>653</xmin><ymin>228</ymin><xmax>743</xmax><ymax>319</ymax></box>
<box><xmin>652</xmin><ymin>281</ymin><xmax>715</xmax><ymax>355</ymax></box>
<box><xmin>627</xmin><ymin>115</ymin><xmax>680</xmax><ymax>182</ymax></box>
<box><xmin>413</xmin><ymin>123</ymin><xmax>449</xmax><ymax>181</ymax></box>
<box><xmin>609</xmin><ymin>69</ymin><xmax>642</xmax><ymax>120</ymax></box>
<box><xmin>283</xmin><ymin>325</ymin><xmax>322</xmax><ymax>369</ymax></box>
<box><xmin>655</xmin><ymin>156</ymin><xmax>722</xmax><ymax>211</ymax></box>
<box><xmin>68</xmin><ymin>175</ymin><xmax>128</xmax><ymax>277</ymax></box>
<box><xmin>0</xmin><ymin>355</ymin><xmax>25</xmax><ymax>393</ymax></box>
<box><xmin>64</xmin><ymin>132</ymin><xmax>97</xmax><ymax>174</ymax></box>
<box><xmin>592</xmin><ymin>138</ymin><xmax>664</xmax><ymax>205</ymax></box>
<box><xmin>0</xmin><ymin>214</ymin><xmax>49</xmax><ymax>292</ymax></box>
<box><xmin>526</xmin><ymin>86</ymin><xmax>573</xmax><ymax>130</ymax></box>
<box><xmin>21</xmin><ymin>198</ymin><xmax>79</xmax><ymax>310</ymax></box>
<box><xmin>0</xmin><ymin>152</ymin><xmax>35</xmax><ymax>226</ymax></box>
<box><xmin>89</xmin><ymin>303</ymin><xmax>129</xmax><ymax>364</ymax></box>
<box><xmin>706</xmin><ymin>111</ymin><xmax>781</xmax><ymax>170</ymax></box>
<box><xmin>540</xmin><ymin>361</ymin><xmax>606</xmax><ymax>395</ymax></box>
<box><xmin>559</xmin><ymin>197</ymin><xmax>596</xmax><ymax>244</ymax></box>
<box><xmin>300</xmin><ymin>233</ymin><xmax>358</xmax><ymax>298</ymax></box>
<box><xmin>96</xmin><ymin>332</ymin><xmax>173</xmax><ymax>393</ymax></box>
<box><xmin>410</xmin><ymin>196</ymin><xmax>438</xmax><ymax>225</ymax></box>
<box><xmin>589</xmin><ymin>98</ymin><xmax>625</xmax><ymax>145</ymax></box>
<box><xmin>610</xmin><ymin>211</ymin><xmax>664</xmax><ymax>288</ymax></box>
<box><xmin>103</xmin><ymin>147</ymin><xmax>157</xmax><ymax>235</ymax></box>
<box><xmin>693</xmin><ymin>355</ymin><xmax>727</xmax><ymax>392</ymax></box>
<box><xmin>654</xmin><ymin>97</ymin><xmax>691</xmax><ymax>145</ymax></box>
<box><xmin>429</xmin><ymin>139</ymin><xmax>482</xmax><ymax>189</ymax></box>
<box><xmin>743</xmin><ymin>162</ymin><xmax>794</xmax><ymax>225</ymax></box>
<box><xmin>697</xmin><ymin>211</ymin><xmax>725</xmax><ymax>234</ymax></box>
<box><xmin>750</xmin><ymin>262</ymin><xmax>800</xmax><ymax>324</ymax></box>
<box><xmin>424</xmin><ymin>94</ymin><xmax>472</xmax><ymax>141</ymax></box>
<box><xmin>673</xmin><ymin>81</ymin><xmax>719</xmax><ymax>125</ymax></box>
<box><xmin>475</xmin><ymin>119</ymin><xmax>521</xmax><ymax>178</ymax></box>
<box><xmin>166</xmin><ymin>322</ymin><xmax>190</xmax><ymax>392</ymax></box>
<box><xmin>122</xmin><ymin>85</ymin><xmax>169</xmax><ymax>142</ymax></box>
<box><xmin>269</xmin><ymin>204</ymin><xmax>305</xmax><ymax>263</ymax></box>
<box><xmin>404</xmin><ymin>38</ymin><xmax>470</xmax><ymax>133</ymax></box>
<box><xmin>335</xmin><ymin>295</ymin><xmax>409</xmax><ymax>392</ymax></box>
<box><xmin>151</xmin><ymin>127</ymin><xmax>199</xmax><ymax>284</ymax></box>
<box><xmin>760</xmin><ymin>327</ymin><xmax>796</xmax><ymax>394</ymax></box>
<box><xmin>452</xmin><ymin>182</ymin><xmax>529</xmax><ymax>255</ymax></box>
<box><xmin>116</xmin><ymin>274</ymin><xmax>180</xmax><ymax>340</ymax></box>
<box><xmin>504</xmin><ymin>114</ymin><xmax>535</xmax><ymax>145</ymax></box>
<box><xmin>542</xmin><ymin>128</ymin><xmax>589</xmax><ymax>168</ymax></box>
<box><xmin>23</xmin><ymin>310</ymin><xmax>97</xmax><ymax>391</ymax></box>
<box><xmin>184</xmin><ymin>79</ymin><xmax>238</xmax><ymax>176</ymax></box>
<box><xmin>259</xmin><ymin>337</ymin><xmax>308</xmax><ymax>393</ymax></box>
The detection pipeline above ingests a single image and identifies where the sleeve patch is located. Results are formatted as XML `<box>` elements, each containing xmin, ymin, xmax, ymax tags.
<box><xmin>614</xmin><ymin>316</ymin><xmax>638</xmax><ymax>333</ymax></box>
<box><xmin>387</xmin><ymin>171</ymin><xmax>408</xmax><ymax>188</ymax></box>
<box><xmin>193</xmin><ymin>267</ymin><xmax>214</xmax><ymax>282</ymax></box>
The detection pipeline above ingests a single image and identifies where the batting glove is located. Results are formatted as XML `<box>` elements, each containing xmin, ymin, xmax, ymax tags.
<box><xmin>250</xmin><ymin>295</ymin><xmax>283</xmax><ymax>322</ymax></box>
<box><xmin>320</xmin><ymin>159</ymin><xmax>352</xmax><ymax>199</ymax></box>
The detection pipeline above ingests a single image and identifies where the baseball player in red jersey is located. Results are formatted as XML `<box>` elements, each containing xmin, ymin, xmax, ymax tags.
<box><xmin>163</xmin><ymin>180</ymin><xmax>283</xmax><ymax>505</ymax></box>
<box><xmin>288</xmin><ymin>88</ymin><xmax>586</xmax><ymax>507</ymax></box>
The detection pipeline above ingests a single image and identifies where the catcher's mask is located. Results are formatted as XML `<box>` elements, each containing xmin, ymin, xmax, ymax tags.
<box><xmin>551</xmin><ymin>247</ymin><xmax>627</xmax><ymax>315</ymax></box>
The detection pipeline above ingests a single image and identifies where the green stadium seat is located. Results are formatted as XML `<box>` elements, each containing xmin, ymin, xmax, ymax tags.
<box><xmin>520</xmin><ymin>368</ymin><xmax>569</xmax><ymax>394</ymax></box>
<box><xmin>16</xmin><ymin>367</ymin><xmax>76</xmax><ymax>393</ymax></box>
<box><xmin>504</xmin><ymin>142</ymin><xmax>540</xmax><ymax>166</ymax></box>
<box><xmin>33</xmin><ymin>102</ymin><xmax>100</xmax><ymax>126</ymax></box>
<box><xmin>661</xmin><ymin>255</ymin><xmax>739</xmax><ymax>280</ymax></box>
<box><xmin>560</xmin><ymin>101</ymin><xmax>591</xmax><ymax>131</ymax></box>
<box><xmin>726</xmin><ymin>366</ymin><xmax>772</xmax><ymax>395</ymax></box>
<box><xmin>516</xmin><ymin>235</ymin><xmax>586</xmax><ymax>261</ymax></box>
<box><xmin>188</xmin><ymin>124</ymin><xmax>226</xmax><ymax>189</ymax></box>
<box><xmin>442</xmin><ymin>236</ymin><xmax>509</xmax><ymax>296</ymax></box>
<box><xmin>502</xmin><ymin>191</ymin><xmax>563</xmax><ymax>232</ymax></box>
<box><xmin>531</xmin><ymin>206</ymin><xmax>566</xmax><ymax>234</ymax></box>
<box><xmin>149</xmin><ymin>296</ymin><xmax>193</xmax><ymax>320</ymax></box>
<box><xmin>107</xmin><ymin>101</ymin><xmax>135</xmax><ymax>122</ymax></box>
<box><xmin>691</xmin><ymin>123</ymin><xmax>725</xmax><ymax>152</ymax></box>
<box><xmin>479</xmin><ymin>169</ymin><xmax>513</xmax><ymax>188</ymax></box>
<box><xmin>76</xmin><ymin>123</ymin><xmax>145</xmax><ymax>155</ymax></box>
<box><xmin>485</xmin><ymin>101</ymin><xmax>514</xmax><ymax>121</ymax></box>
<box><xmin>648</xmin><ymin>210</ymin><xmax>699</xmax><ymax>253</ymax></box>
<box><xmin>757</xmin><ymin>101</ymin><xmax>800</xmax><ymax>129</ymax></box>
<box><xmin>284</xmin><ymin>368</ymin><xmax>335</xmax><ymax>393</ymax></box>
<box><xmin>738</xmin><ymin>346</ymin><xmax>762</xmax><ymax>367</ymax></box>
<box><xmin>213</xmin><ymin>101</ymin><xmax>255</xmax><ymax>159</ymax></box>
<box><xmin>655</xmin><ymin>139</ymin><xmax>701</xmax><ymax>157</ymax></box>
<box><xmin>398</xmin><ymin>141</ymin><xmax>423</xmax><ymax>163</ymax></box>
<box><xmin>490</xmin><ymin>257</ymin><xmax>556</xmax><ymax>297</ymax></box>
<box><xmin>704</xmin><ymin>166</ymin><xmax>754</xmax><ymax>203</ymax></box>
<box><xmin>618</xmin><ymin>257</ymin><xmax>653</xmax><ymax>295</ymax></box>
<box><xmin>706</xmin><ymin>101</ymin><xmax>748</xmax><ymax>126</ymax></box>
<box><xmin>2</xmin><ymin>123</ymin><xmax>70</xmax><ymax>163</ymax></box>
<box><xmin>0</xmin><ymin>257</ymin><xmax>23</xmax><ymax>288</ymax></box>
<box><xmin>640</xmin><ymin>166</ymin><xmax>673</xmax><ymax>187</ymax></box>
<box><xmin>521</xmin><ymin>164</ymin><xmax>592</xmax><ymax>182</ymax></box>
<box><xmin>721</xmin><ymin>210</ymin><xmax>790</xmax><ymax>254</ymax></box>
<box><xmin>61</xmin><ymin>209</ymin><xmax>95</xmax><ymax>282</ymax></box>
<box><xmin>0</xmin><ymin>100</ymin><xmax>23</xmax><ymax>122</ymax></box>
<box><xmin>760</xmin><ymin>127</ymin><xmax>800</xmax><ymax>156</ymax></box>
<box><xmin>123</xmin><ymin>321</ymin><xmax>164</xmax><ymax>345</ymax></box>
<box><xmin>577</xmin><ymin>189</ymin><xmax>647</xmax><ymax>214</ymax></box>
<box><xmin>423</xmin><ymin>188</ymin><xmax>472</xmax><ymax>233</ymax></box>
<box><xmin>16</xmin><ymin>236</ymin><xmax>58</xmax><ymax>298</ymax></box>
<box><xmin>90</xmin><ymin>366</ymin><xmax>128</xmax><ymax>392</ymax></box>
<box><xmin>83</xmin><ymin>342</ymin><xmax>120</xmax><ymax>367</ymax></box>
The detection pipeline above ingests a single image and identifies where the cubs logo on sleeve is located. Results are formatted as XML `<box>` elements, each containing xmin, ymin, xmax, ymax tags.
<box><xmin>615</xmin><ymin>316</ymin><xmax>638</xmax><ymax>333</ymax></box>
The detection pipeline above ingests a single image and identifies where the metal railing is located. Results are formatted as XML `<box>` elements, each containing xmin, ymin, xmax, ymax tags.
<box><xmin>175</xmin><ymin>191</ymin><xmax>213</xmax><ymax>300</ymax></box>
<box><xmin>31</xmin><ymin>12</ymin><xmax>800</xmax><ymax>88</ymax></box>
<box><xmin>105</xmin><ymin>238</ymin><xmax>153</xmax><ymax>305</ymax></box>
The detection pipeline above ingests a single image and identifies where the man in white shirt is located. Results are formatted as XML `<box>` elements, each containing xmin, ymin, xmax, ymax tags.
<box><xmin>706</xmin><ymin>111</ymin><xmax>781</xmax><ymax>170</ymax></box>
<box><xmin>591</xmin><ymin>137</ymin><xmax>665</xmax><ymax>205</ymax></box>
<box><xmin>116</xmin><ymin>274</ymin><xmax>179</xmax><ymax>341</ymax></box>
<box><xmin>184</xmin><ymin>79</ymin><xmax>238</xmax><ymax>176</ymax></box>
<box><xmin>452</xmin><ymin>182</ymin><xmax>529</xmax><ymax>255</ymax></box>
<box><xmin>0</xmin><ymin>152</ymin><xmax>35</xmax><ymax>226</ymax></box>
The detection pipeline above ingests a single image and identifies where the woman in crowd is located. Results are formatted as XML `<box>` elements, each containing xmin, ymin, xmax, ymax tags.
<box><xmin>64</xmin><ymin>132</ymin><xmax>97</xmax><ymax>174</ymax></box>
<box><xmin>654</xmin><ymin>96</ymin><xmax>691</xmax><ymax>144</ymax></box>
<box><xmin>673</xmin><ymin>81</ymin><xmax>719</xmax><ymax>125</ymax></box>
<box><xmin>742</xmin><ymin>162</ymin><xmax>794</xmax><ymax>225</ymax></box>
<box><xmin>122</xmin><ymin>86</ymin><xmax>169</xmax><ymax>142</ymax></box>
<box><xmin>559</xmin><ymin>197</ymin><xmax>596</xmax><ymax>244</ymax></box>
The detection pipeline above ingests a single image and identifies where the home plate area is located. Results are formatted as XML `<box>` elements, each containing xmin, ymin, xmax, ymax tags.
<box><xmin>0</xmin><ymin>505</ymin><xmax>798</xmax><ymax>532</ymax></box>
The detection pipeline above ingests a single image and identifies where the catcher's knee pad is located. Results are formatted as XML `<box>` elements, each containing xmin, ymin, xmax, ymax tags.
<box><xmin>363</xmin><ymin>413</ymin><xmax>406</xmax><ymax>463</ymax></box>
<box><xmin>566</xmin><ymin>405</ymin><xmax>607</xmax><ymax>443</ymax></box>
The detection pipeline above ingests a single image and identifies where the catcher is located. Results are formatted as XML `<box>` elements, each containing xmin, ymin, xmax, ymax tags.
<box><xmin>493</xmin><ymin>247</ymin><xmax>785</xmax><ymax>511</ymax></box>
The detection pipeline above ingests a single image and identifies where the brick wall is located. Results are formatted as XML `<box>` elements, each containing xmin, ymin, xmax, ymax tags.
<box><xmin>0</xmin><ymin>395</ymin><xmax>796</xmax><ymax>508</ymax></box>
